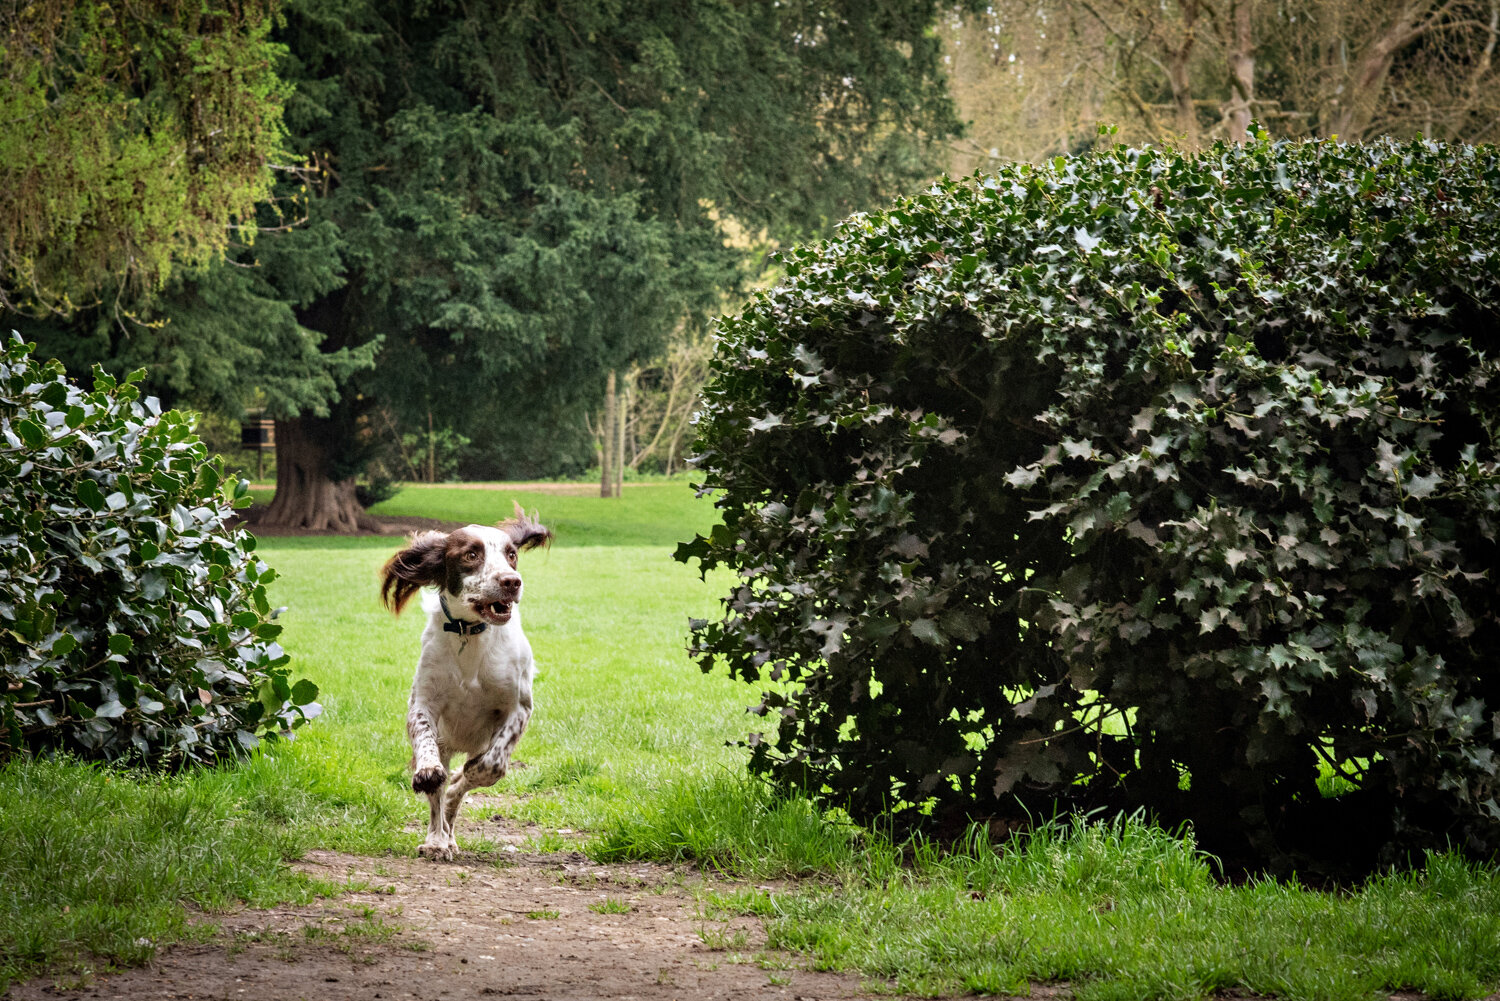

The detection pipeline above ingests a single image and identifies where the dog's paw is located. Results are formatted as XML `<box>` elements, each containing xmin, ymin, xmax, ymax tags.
<box><xmin>416</xmin><ymin>840</ymin><xmax>456</xmax><ymax>862</ymax></box>
<box><xmin>412</xmin><ymin>765</ymin><xmax>447</xmax><ymax>794</ymax></box>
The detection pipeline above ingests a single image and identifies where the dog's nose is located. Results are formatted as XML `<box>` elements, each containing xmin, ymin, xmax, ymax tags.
<box><xmin>495</xmin><ymin>573</ymin><xmax>521</xmax><ymax>597</ymax></box>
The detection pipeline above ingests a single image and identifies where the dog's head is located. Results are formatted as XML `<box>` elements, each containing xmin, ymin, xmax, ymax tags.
<box><xmin>381</xmin><ymin>504</ymin><xmax>552</xmax><ymax>626</ymax></box>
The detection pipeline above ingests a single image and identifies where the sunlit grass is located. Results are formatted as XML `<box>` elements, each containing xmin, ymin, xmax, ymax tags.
<box><xmin>255</xmin><ymin>533</ymin><xmax>753</xmax><ymax>839</ymax></box>
<box><xmin>365</xmin><ymin>479</ymin><xmax>716</xmax><ymax>548</ymax></box>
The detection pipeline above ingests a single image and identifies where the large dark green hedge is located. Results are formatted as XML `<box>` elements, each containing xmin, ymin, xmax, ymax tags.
<box><xmin>1</xmin><ymin>336</ymin><xmax>319</xmax><ymax>768</ymax></box>
<box><xmin>680</xmin><ymin>135</ymin><xmax>1500</xmax><ymax>871</ymax></box>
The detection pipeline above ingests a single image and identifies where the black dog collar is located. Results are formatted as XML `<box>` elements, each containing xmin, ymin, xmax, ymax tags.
<box><xmin>439</xmin><ymin>594</ymin><xmax>486</xmax><ymax>635</ymax></box>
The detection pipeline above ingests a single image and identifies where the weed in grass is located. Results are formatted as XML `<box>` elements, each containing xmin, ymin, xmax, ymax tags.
<box><xmin>527</xmin><ymin>831</ymin><xmax>569</xmax><ymax>852</ymax></box>
<box><xmin>702</xmin><ymin>888</ymin><xmax>777</xmax><ymax>919</ymax></box>
<box><xmin>47</xmin><ymin>969</ymin><xmax>94</xmax><ymax>993</ymax></box>
<box><xmin>526</xmin><ymin>910</ymin><xmax>560</xmax><ymax>920</ymax></box>
<box><xmin>697</xmin><ymin>924</ymin><xmax>752</xmax><ymax>951</ymax></box>
<box><xmin>588</xmin><ymin>897</ymin><xmax>632</xmax><ymax>914</ymax></box>
<box><xmin>344</xmin><ymin>914</ymin><xmax>400</xmax><ymax>942</ymax></box>
<box><xmin>766</xmin><ymin>971</ymin><xmax>792</xmax><ymax>986</ymax></box>
<box><xmin>457</xmin><ymin>834</ymin><xmax>501</xmax><ymax>854</ymax></box>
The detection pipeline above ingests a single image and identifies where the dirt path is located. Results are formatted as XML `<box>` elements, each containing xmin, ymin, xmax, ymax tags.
<box><xmin>11</xmin><ymin>819</ymin><xmax>976</xmax><ymax>1001</ymax></box>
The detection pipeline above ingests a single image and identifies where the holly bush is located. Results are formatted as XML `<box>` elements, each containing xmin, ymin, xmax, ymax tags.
<box><xmin>1</xmin><ymin>335</ymin><xmax>319</xmax><ymax>768</ymax></box>
<box><xmin>679</xmin><ymin>135</ymin><xmax>1500</xmax><ymax>870</ymax></box>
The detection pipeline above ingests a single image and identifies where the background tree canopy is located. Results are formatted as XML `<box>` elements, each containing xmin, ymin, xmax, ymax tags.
<box><xmin>0</xmin><ymin>0</ymin><xmax>289</xmax><ymax>315</ymax></box>
<box><xmin>9</xmin><ymin>0</ymin><xmax>976</xmax><ymax>526</ymax></box>
<box><xmin>943</xmin><ymin>0</ymin><xmax>1500</xmax><ymax>166</ymax></box>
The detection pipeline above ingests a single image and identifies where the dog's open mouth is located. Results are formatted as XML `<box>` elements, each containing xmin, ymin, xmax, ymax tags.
<box><xmin>475</xmin><ymin>600</ymin><xmax>513</xmax><ymax>624</ymax></box>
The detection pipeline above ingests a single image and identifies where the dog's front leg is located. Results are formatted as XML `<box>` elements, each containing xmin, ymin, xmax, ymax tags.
<box><xmin>408</xmin><ymin>698</ymin><xmax>446</xmax><ymax>792</ymax></box>
<box><xmin>408</xmin><ymin>699</ymin><xmax>455</xmax><ymax>860</ymax></box>
<box><xmin>440</xmin><ymin>699</ymin><xmax>532</xmax><ymax>841</ymax></box>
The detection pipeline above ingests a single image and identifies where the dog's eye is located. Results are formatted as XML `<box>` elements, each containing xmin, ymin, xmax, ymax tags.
<box><xmin>505</xmin><ymin>547</ymin><xmax>517</xmax><ymax>563</ymax></box>
<box><xmin>464</xmin><ymin>548</ymin><xmax>481</xmax><ymax>562</ymax></box>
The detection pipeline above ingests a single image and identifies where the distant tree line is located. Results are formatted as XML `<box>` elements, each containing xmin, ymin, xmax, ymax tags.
<box><xmin>3</xmin><ymin>0</ymin><xmax>974</xmax><ymax>524</ymax></box>
<box><xmin>943</xmin><ymin>0</ymin><xmax>1500</xmax><ymax>167</ymax></box>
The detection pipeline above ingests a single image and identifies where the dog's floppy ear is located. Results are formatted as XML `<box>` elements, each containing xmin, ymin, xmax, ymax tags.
<box><xmin>499</xmin><ymin>502</ymin><xmax>552</xmax><ymax>554</ymax></box>
<box><xmin>381</xmin><ymin>531</ymin><xmax>449</xmax><ymax>614</ymax></box>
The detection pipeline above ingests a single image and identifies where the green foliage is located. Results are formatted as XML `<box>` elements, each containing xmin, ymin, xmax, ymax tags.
<box><xmin>0</xmin><ymin>335</ymin><xmax>320</xmax><ymax>767</ymax></box>
<box><xmin>681</xmin><ymin>135</ymin><xmax>1500</xmax><ymax>870</ymax></box>
<box><xmin>0</xmin><ymin>0</ymin><xmax>290</xmax><ymax>313</ymax></box>
<box><xmin>9</xmin><ymin>0</ymin><xmax>976</xmax><ymax>490</ymax></box>
<box><xmin>15</xmin><ymin>223</ymin><xmax>377</xmax><ymax>425</ymax></box>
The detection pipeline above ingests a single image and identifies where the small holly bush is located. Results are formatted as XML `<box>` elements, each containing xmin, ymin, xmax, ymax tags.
<box><xmin>680</xmin><ymin>135</ymin><xmax>1500</xmax><ymax>871</ymax></box>
<box><xmin>0</xmin><ymin>334</ymin><xmax>319</xmax><ymax>768</ymax></box>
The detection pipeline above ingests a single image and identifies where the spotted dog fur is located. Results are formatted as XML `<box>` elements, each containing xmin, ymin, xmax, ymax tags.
<box><xmin>381</xmin><ymin>504</ymin><xmax>552</xmax><ymax>861</ymax></box>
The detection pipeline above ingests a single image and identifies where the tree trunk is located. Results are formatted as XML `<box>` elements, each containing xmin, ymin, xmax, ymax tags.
<box><xmin>259</xmin><ymin>418</ymin><xmax>381</xmax><ymax>532</ymax></box>
<box><xmin>1329</xmin><ymin>2</ymin><xmax>1429</xmax><ymax>139</ymax></box>
<box><xmin>1166</xmin><ymin>0</ymin><xmax>1200</xmax><ymax>146</ymax></box>
<box><xmin>1224</xmin><ymin>0</ymin><xmax>1255</xmax><ymax>142</ymax></box>
<box><xmin>426</xmin><ymin>409</ymin><xmax>436</xmax><ymax>484</ymax></box>
<box><xmin>600</xmin><ymin>369</ymin><xmax>617</xmax><ymax>498</ymax></box>
<box><xmin>614</xmin><ymin>373</ymin><xmax>627</xmax><ymax>497</ymax></box>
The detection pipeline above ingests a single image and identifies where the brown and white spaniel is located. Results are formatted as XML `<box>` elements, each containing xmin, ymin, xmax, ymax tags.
<box><xmin>380</xmin><ymin>504</ymin><xmax>552</xmax><ymax>860</ymax></box>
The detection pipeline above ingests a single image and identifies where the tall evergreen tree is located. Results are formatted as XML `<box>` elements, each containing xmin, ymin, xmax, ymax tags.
<box><xmin>19</xmin><ymin>0</ymin><xmax>973</xmax><ymax>528</ymax></box>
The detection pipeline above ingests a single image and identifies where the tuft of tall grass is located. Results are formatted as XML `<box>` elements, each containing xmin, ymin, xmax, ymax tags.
<box><xmin>591</xmin><ymin>773</ymin><xmax>869</xmax><ymax>877</ymax></box>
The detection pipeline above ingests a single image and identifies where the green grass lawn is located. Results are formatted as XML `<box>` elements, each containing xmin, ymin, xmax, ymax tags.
<box><xmin>367</xmin><ymin>479</ymin><xmax>715</xmax><ymax>548</ymax></box>
<box><xmin>4</xmin><ymin>480</ymin><xmax>1499</xmax><ymax>999</ymax></box>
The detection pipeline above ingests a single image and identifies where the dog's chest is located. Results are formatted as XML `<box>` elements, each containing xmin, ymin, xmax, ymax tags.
<box><xmin>418</xmin><ymin>638</ymin><xmax>532</xmax><ymax>754</ymax></box>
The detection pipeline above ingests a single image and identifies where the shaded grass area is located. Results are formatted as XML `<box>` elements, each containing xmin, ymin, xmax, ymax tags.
<box><xmin>600</xmin><ymin>780</ymin><xmax>1500</xmax><ymax>1000</ymax></box>
<box><xmin>773</xmin><ymin>836</ymin><xmax>1500</xmax><ymax>1001</ymax></box>
<box><xmin>4</xmin><ymin>482</ymin><xmax>1500</xmax><ymax>998</ymax></box>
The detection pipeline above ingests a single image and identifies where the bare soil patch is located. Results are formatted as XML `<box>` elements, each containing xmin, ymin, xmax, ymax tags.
<box><xmin>9</xmin><ymin>820</ymin><xmax>992</xmax><ymax>1001</ymax></box>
